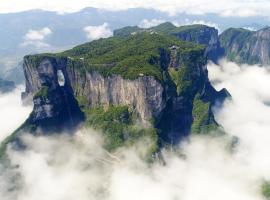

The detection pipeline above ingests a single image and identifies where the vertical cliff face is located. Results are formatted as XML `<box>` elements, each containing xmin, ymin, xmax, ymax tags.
<box><xmin>171</xmin><ymin>25</ymin><xmax>224</xmax><ymax>63</ymax></box>
<box><xmin>67</xmin><ymin>68</ymin><xmax>165</xmax><ymax>123</ymax></box>
<box><xmin>22</xmin><ymin>57</ymin><xmax>84</xmax><ymax>133</ymax></box>
<box><xmin>19</xmin><ymin>33</ymin><xmax>227</xmax><ymax>146</ymax></box>
<box><xmin>220</xmin><ymin>27</ymin><xmax>270</xmax><ymax>65</ymax></box>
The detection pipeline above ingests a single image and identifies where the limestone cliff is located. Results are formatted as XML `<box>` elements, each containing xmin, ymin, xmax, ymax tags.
<box><xmin>1</xmin><ymin>33</ymin><xmax>227</xmax><ymax>155</ymax></box>
<box><xmin>22</xmin><ymin>57</ymin><xmax>84</xmax><ymax>133</ymax></box>
<box><xmin>220</xmin><ymin>27</ymin><xmax>270</xmax><ymax>65</ymax></box>
<box><xmin>21</xmin><ymin>33</ymin><xmax>227</xmax><ymax>143</ymax></box>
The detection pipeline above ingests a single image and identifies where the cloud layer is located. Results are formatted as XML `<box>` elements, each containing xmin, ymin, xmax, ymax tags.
<box><xmin>21</xmin><ymin>27</ymin><xmax>52</xmax><ymax>49</ymax></box>
<box><xmin>0</xmin><ymin>0</ymin><xmax>270</xmax><ymax>17</ymax></box>
<box><xmin>209</xmin><ymin>60</ymin><xmax>270</xmax><ymax>178</ymax></box>
<box><xmin>84</xmin><ymin>23</ymin><xmax>113</xmax><ymax>40</ymax></box>
<box><xmin>2</xmin><ymin>60</ymin><xmax>270</xmax><ymax>199</ymax></box>
<box><xmin>0</xmin><ymin>87</ymin><xmax>32</xmax><ymax>143</ymax></box>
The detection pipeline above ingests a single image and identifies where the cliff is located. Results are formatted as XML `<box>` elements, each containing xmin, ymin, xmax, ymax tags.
<box><xmin>1</xmin><ymin>33</ymin><xmax>228</xmax><ymax>156</ymax></box>
<box><xmin>114</xmin><ymin>22</ymin><xmax>224</xmax><ymax>63</ymax></box>
<box><xmin>220</xmin><ymin>27</ymin><xmax>270</xmax><ymax>65</ymax></box>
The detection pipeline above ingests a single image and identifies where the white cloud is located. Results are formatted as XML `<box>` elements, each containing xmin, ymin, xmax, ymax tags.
<box><xmin>0</xmin><ymin>86</ymin><xmax>32</xmax><ymax>143</ymax></box>
<box><xmin>139</xmin><ymin>19</ymin><xmax>165</xmax><ymax>28</ymax></box>
<box><xmin>173</xmin><ymin>19</ymin><xmax>221</xmax><ymax>32</ymax></box>
<box><xmin>209</xmin><ymin>60</ymin><xmax>270</xmax><ymax>178</ymax></box>
<box><xmin>0</xmin><ymin>0</ymin><xmax>270</xmax><ymax>17</ymax></box>
<box><xmin>3</xmin><ymin>60</ymin><xmax>270</xmax><ymax>200</ymax></box>
<box><xmin>243</xmin><ymin>26</ymin><xmax>257</xmax><ymax>31</ymax></box>
<box><xmin>83</xmin><ymin>23</ymin><xmax>113</xmax><ymax>40</ymax></box>
<box><xmin>21</xmin><ymin>27</ymin><xmax>52</xmax><ymax>49</ymax></box>
<box><xmin>0</xmin><ymin>130</ymin><xmax>266</xmax><ymax>200</ymax></box>
<box><xmin>24</xmin><ymin>27</ymin><xmax>52</xmax><ymax>41</ymax></box>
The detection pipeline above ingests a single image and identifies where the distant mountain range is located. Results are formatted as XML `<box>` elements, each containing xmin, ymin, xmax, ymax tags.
<box><xmin>0</xmin><ymin>7</ymin><xmax>269</xmax><ymax>79</ymax></box>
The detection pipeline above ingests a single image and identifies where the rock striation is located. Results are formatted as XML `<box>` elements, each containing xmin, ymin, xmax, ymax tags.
<box><xmin>220</xmin><ymin>27</ymin><xmax>270</xmax><ymax>65</ymax></box>
<box><xmin>21</xmin><ymin>33</ymin><xmax>227</xmax><ymax>144</ymax></box>
<box><xmin>0</xmin><ymin>32</ymin><xmax>228</xmax><ymax>157</ymax></box>
<box><xmin>22</xmin><ymin>57</ymin><xmax>84</xmax><ymax>133</ymax></box>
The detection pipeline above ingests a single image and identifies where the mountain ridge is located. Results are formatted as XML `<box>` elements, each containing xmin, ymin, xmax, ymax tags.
<box><xmin>0</xmin><ymin>33</ymin><xmax>228</xmax><ymax>157</ymax></box>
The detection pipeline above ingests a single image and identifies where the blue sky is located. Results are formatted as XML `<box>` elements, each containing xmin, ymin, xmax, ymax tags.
<box><xmin>0</xmin><ymin>0</ymin><xmax>270</xmax><ymax>18</ymax></box>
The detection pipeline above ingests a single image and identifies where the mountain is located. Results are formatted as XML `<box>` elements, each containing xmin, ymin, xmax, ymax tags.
<box><xmin>0</xmin><ymin>7</ymin><xmax>269</xmax><ymax>83</ymax></box>
<box><xmin>220</xmin><ymin>27</ymin><xmax>270</xmax><ymax>65</ymax></box>
<box><xmin>114</xmin><ymin>22</ymin><xmax>224</xmax><ymax>63</ymax></box>
<box><xmin>0</xmin><ymin>33</ymin><xmax>228</xmax><ymax>157</ymax></box>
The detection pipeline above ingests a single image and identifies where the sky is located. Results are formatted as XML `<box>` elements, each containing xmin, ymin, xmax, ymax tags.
<box><xmin>0</xmin><ymin>0</ymin><xmax>270</xmax><ymax>18</ymax></box>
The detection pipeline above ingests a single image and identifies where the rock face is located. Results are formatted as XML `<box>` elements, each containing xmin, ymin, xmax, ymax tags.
<box><xmin>0</xmin><ymin>78</ymin><xmax>15</xmax><ymax>93</ymax></box>
<box><xmin>22</xmin><ymin>57</ymin><xmax>84</xmax><ymax>133</ymax></box>
<box><xmin>114</xmin><ymin>22</ymin><xmax>224</xmax><ymax>63</ymax></box>
<box><xmin>220</xmin><ymin>27</ymin><xmax>270</xmax><ymax>65</ymax></box>
<box><xmin>69</xmin><ymin>70</ymin><xmax>165</xmax><ymax>122</ymax></box>
<box><xmin>20</xmin><ymin>33</ymin><xmax>227</xmax><ymax>144</ymax></box>
<box><xmin>170</xmin><ymin>25</ymin><xmax>224</xmax><ymax>63</ymax></box>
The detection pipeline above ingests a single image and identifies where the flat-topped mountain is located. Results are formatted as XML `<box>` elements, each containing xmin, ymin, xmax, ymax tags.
<box><xmin>0</xmin><ymin>33</ymin><xmax>228</xmax><ymax>157</ymax></box>
<box><xmin>220</xmin><ymin>27</ymin><xmax>270</xmax><ymax>65</ymax></box>
<box><xmin>114</xmin><ymin>22</ymin><xmax>224</xmax><ymax>63</ymax></box>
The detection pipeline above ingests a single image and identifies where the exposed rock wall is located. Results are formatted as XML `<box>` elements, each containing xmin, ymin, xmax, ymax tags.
<box><xmin>172</xmin><ymin>26</ymin><xmax>223</xmax><ymax>63</ymax></box>
<box><xmin>21</xmin><ymin>46</ymin><xmax>227</xmax><ymax>141</ymax></box>
<box><xmin>22</xmin><ymin>57</ymin><xmax>84</xmax><ymax>133</ymax></box>
<box><xmin>220</xmin><ymin>27</ymin><xmax>270</xmax><ymax>65</ymax></box>
<box><xmin>68</xmin><ymin>69</ymin><xmax>165</xmax><ymax>122</ymax></box>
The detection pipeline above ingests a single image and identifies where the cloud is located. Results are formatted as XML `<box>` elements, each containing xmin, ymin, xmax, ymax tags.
<box><xmin>21</xmin><ymin>27</ymin><xmax>52</xmax><ymax>49</ymax></box>
<box><xmin>0</xmin><ymin>131</ymin><xmax>265</xmax><ymax>200</ymax></box>
<box><xmin>0</xmin><ymin>86</ymin><xmax>32</xmax><ymax>143</ymax></box>
<box><xmin>24</xmin><ymin>27</ymin><xmax>52</xmax><ymax>41</ymax></box>
<box><xmin>83</xmin><ymin>23</ymin><xmax>113</xmax><ymax>40</ymax></box>
<box><xmin>209</xmin><ymin>60</ymin><xmax>270</xmax><ymax>178</ymax></box>
<box><xmin>2</xmin><ymin>60</ymin><xmax>270</xmax><ymax>199</ymax></box>
<box><xmin>0</xmin><ymin>0</ymin><xmax>270</xmax><ymax>17</ymax></box>
<box><xmin>139</xmin><ymin>19</ymin><xmax>165</xmax><ymax>28</ymax></box>
<box><xmin>242</xmin><ymin>26</ymin><xmax>257</xmax><ymax>31</ymax></box>
<box><xmin>173</xmin><ymin>19</ymin><xmax>221</xmax><ymax>32</ymax></box>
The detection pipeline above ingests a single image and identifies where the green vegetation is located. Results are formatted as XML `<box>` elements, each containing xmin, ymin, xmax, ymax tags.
<box><xmin>113</xmin><ymin>26</ymin><xmax>143</xmax><ymax>37</ymax></box>
<box><xmin>262</xmin><ymin>181</ymin><xmax>270</xmax><ymax>199</ymax></box>
<box><xmin>0</xmin><ymin>114</ymin><xmax>37</xmax><ymax>160</ymax></box>
<box><xmin>114</xmin><ymin>22</ymin><xmax>210</xmax><ymax>39</ymax></box>
<box><xmin>27</xmin><ymin>33</ymin><xmax>204</xmax><ymax>82</ymax></box>
<box><xmin>219</xmin><ymin>28</ymin><xmax>261</xmax><ymax>64</ymax></box>
<box><xmin>11</xmin><ymin>31</ymin><xmax>221</xmax><ymax>158</ymax></box>
<box><xmin>191</xmin><ymin>94</ymin><xmax>218</xmax><ymax>134</ymax></box>
<box><xmin>220</xmin><ymin>28</ymin><xmax>253</xmax><ymax>49</ymax></box>
<box><xmin>34</xmin><ymin>86</ymin><xmax>49</xmax><ymax>98</ymax></box>
<box><xmin>82</xmin><ymin>105</ymin><xmax>158</xmax><ymax>156</ymax></box>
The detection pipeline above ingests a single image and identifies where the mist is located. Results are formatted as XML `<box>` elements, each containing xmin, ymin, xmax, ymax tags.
<box><xmin>1</xmin><ymin>60</ymin><xmax>270</xmax><ymax>200</ymax></box>
<box><xmin>208</xmin><ymin>60</ymin><xmax>270</xmax><ymax>179</ymax></box>
<box><xmin>0</xmin><ymin>87</ymin><xmax>32</xmax><ymax>142</ymax></box>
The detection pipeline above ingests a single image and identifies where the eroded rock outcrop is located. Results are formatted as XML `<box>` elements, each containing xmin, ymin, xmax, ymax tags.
<box><xmin>22</xmin><ymin>57</ymin><xmax>84</xmax><ymax>133</ymax></box>
<box><xmin>220</xmin><ymin>27</ymin><xmax>270</xmax><ymax>65</ymax></box>
<box><xmin>11</xmin><ymin>33</ymin><xmax>227</xmax><ymax>148</ymax></box>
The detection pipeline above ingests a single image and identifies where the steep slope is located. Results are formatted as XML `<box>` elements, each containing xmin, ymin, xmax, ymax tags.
<box><xmin>1</xmin><ymin>33</ymin><xmax>228</xmax><ymax>157</ymax></box>
<box><xmin>114</xmin><ymin>22</ymin><xmax>224</xmax><ymax>63</ymax></box>
<box><xmin>220</xmin><ymin>27</ymin><xmax>270</xmax><ymax>65</ymax></box>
